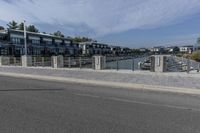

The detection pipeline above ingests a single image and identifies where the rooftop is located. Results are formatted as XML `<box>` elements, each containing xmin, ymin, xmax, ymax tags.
<box><xmin>9</xmin><ymin>29</ymin><xmax>72</xmax><ymax>40</ymax></box>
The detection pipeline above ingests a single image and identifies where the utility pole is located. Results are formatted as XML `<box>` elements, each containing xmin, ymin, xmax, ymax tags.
<box><xmin>23</xmin><ymin>20</ymin><xmax>27</xmax><ymax>56</ymax></box>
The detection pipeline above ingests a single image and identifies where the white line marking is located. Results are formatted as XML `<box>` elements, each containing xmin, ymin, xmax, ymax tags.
<box><xmin>108</xmin><ymin>97</ymin><xmax>199</xmax><ymax>111</ymax></box>
<box><xmin>75</xmin><ymin>93</ymin><xmax>101</xmax><ymax>98</ymax></box>
<box><xmin>74</xmin><ymin>93</ymin><xmax>200</xmax><ymax>112</ymax></box>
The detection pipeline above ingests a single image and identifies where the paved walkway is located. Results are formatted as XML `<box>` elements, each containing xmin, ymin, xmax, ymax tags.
<box><xmin>0</xmin><ymin>66</ymin><xmax>200</xmax><ymax>89</ymax></box>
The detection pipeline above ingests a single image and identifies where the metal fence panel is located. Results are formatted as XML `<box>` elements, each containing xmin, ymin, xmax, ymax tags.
<box><xmin>105</xmin><ymin>56</ymin><xmax>149</xmax><ymax>71</ymax></box>
<box><xmin>64</xmin><ymin>57</ymin><xmax>94</xmax><ymax>69</ymax></box>
<box><xmin>32</xmin><ymin>56</ymin><xmax>52</xmax><ymax>67</ymax></box>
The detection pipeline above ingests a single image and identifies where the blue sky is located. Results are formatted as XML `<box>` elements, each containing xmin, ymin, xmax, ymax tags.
<box><xmin>0</xmin><ymin>0</ymin><xmax>200</xmax><ymax>48</ymax></box>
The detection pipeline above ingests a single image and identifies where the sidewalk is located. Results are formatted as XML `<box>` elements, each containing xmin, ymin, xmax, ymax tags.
<box><xmin>0</xmin><ymin>66</ymin><xmax>200</xmax><ymax>95</ymax></box>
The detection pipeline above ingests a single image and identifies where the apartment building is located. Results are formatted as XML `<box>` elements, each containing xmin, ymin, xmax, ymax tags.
<box><xmin>0</xmin><ymin>29</ymin><xmax>132</xmax><ymax>57</ymax></box>
<box><xmin>79</xmin><ymin>42</ymin><xmax>111</xmax><ymax>56</ymax></box>
<box><xmin>0</xmin><ymin>29</ymin><xmax>80</xmax><ymax>56</ymax></box>
<box><xmin>179</xmin><ymin>45</ymin><xmax>194</xmax><ymax>53</ymax></box>
<box><xmin>150</xmin><ymin>46</ymin><xmax>165</xmax><ymax>54</ymax></box>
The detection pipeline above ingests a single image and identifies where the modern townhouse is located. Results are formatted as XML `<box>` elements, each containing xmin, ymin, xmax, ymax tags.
<box><xmin>0</xmin><ymin>29</ymin><xmax>79</xmax><ymax>56</ymax></box>
<box><xmin>79</xmin><ymin>42</ymin><xmax>111</xmax><ymax>56</ymax></box>
<box><xmin>165</xmin><ymin>46</ymin><xmax>180</xmax><ymax>53</ymax></box>
<box><xmin>110</xmin><ymin>46</ymin><xmax>121</xmax><ymax>55</ymax></box>
<box><xmin>120</xmin><ymin>47</ymin><xmax>132</xmax><ymax>55</ymax></box>
<box><xmin>139</xmin><ymin>48</ymin><xmax>149</xmax><ymax>53</ymax></box>
<box><xmin>150</xmin><ymin>46</ymin><xmax>165</xmax><ymax>54</ymax></box>
<box><xmin>179</xmin><ymin>45</ymin><xmax>194</xmax><ymax>54</ymax></box>
<box><xmin>0</xmin><ymin>29</ymin><xmax>133</xmax><ymax>57</ymax></box>
<box><xmin>0</xmin><ymin>30</ymin><xmax>10</xmax><ymax>55</ymax></box>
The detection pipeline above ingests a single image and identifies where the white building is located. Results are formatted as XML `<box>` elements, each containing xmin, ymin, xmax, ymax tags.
<box><xmin>150</xmin><ymin>46</ymin><xmax>165</xmax><ymax>53</ymax></box>
<box><xmin>179</xmin><ymin>45</ymin><xmax>193</xmax><ymax>53</ymax></box>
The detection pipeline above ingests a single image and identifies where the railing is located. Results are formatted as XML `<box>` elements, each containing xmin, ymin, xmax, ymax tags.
<box><xmin>9</xmin><ymin>56</ymin><xmax>22</xmax><ymax>66</ymax></box>
<box><xmin>32</xmin><ymin>56</ymin><xmax>52</xmax><ymax>67</ymax></box>
<box><xmin>167</xmin><ymin>56</ymin><xmax>200</xmax><ymax>72</ymax></box>
<box><xmin>105</xmin><ymin>56</ymin><xmax>149</xmax><ymax>71</ymax></box>
<box><xmin>63</xmin><ymin>56</ymin><xmax>94</xmax><ymax>69</ymax></box>
<box><xmin>0</xmin><ymin>56</ymin><xmax>22</xmax><ymax>66</ymax></box>
<box><xmin>0</xmin><ymin>55</ymin><xmax>150</xmax><ymax>71</ymax></box>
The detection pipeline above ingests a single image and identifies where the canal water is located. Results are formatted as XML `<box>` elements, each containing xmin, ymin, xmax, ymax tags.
<box><xmin>106</xmin><ymin>57</ymin><xmax>148</xmax><ymax>70</ymax></box>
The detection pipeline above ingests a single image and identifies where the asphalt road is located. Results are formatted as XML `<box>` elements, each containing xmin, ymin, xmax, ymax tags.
<box><xmin>0</xmin><ymin>76</ymin><xmax>200</xmax><ymax>133</ymax></box>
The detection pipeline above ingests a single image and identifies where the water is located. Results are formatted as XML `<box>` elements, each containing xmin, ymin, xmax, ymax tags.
<box><xmin>106</xmin><ymin>57</ymin><xmax>148</xmax><ymax>70</ymax></box>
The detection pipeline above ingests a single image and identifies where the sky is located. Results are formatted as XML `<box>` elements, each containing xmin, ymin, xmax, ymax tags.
<box><xmin>0</xmin><ymin>0</ymin><xmax>200</xmax><ymax>48</ymax></box>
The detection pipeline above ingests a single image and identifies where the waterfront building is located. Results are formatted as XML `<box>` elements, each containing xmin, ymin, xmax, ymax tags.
<box><xmin>79</xmin><ymin>42</ymin><xmax>111</xmax><ymax>56</ymax></box>
<box><xmin>120</xmin><ymin>47</ymin><xmax>132</xmax><ymax>55</ymax></box>
<box><xmin>179</xmin><ymin>45</ymin><xmax>194</xmax><ymax>53</ymax></box>
<box><xmin>165</xmin><ymin>46</ymin><xmax>180</xmax><ymax>53</ymax></box>
<box><xmin>150</xmin><ymin>46</ymin><xmax>165</xmax><ymax>54</ymax></box>
<box><xmin>0</xmin><ymin>29</ymin><xmax>132</xmax><ymax>57</ymax></box>
<box><xmin>110</xmin><ymin>46</ymin><xmax>121</xmax><ymax>55</ymax></box>
<box><xmin>0</xmin><ymin>29</ymin><xmax>79</xmax><ymax>56</ymax></box>
<box><xmin>139</xmin><ymin>48</ymin><xmax>149</xmax><ymax>53</ymax></box>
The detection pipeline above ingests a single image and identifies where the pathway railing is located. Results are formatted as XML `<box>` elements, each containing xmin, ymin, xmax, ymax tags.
<box><xmin>105</xmin><ymin>56</ymin><xmax>149</xmax><ymax>71</ymax></box>
<box><xmin>0</xmin><ymin>56</ymin><xmax>22</xmax><ymax>66</ymax></box>
<box><xmin>3</xmin><ymin>55</ymin><xmax>194</xmax><ymax>73</ymax></box>
<box><xmin>63</xmin><ymin>56</ymin><xmax>95</xmax><ymax>69</ymax></box>
<box><xmin>32</xmin><ymin>56</ymin><xmax>52</xmax><ymax>67</ymax></box>
<box><xmin>167</xmin><ymin>56</ymin><xmax>200</xmax><ymax>72</ymax></box>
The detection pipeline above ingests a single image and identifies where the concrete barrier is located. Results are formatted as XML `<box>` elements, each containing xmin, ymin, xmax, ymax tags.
<box><xmin>52</xmin><ymin>55</ymin><xmax>64</xmax><ymax>68</ymax></box>
<box><xmin>94</xmin><ymin>56</ymin><xmax>106</xmax><ymax>70</ymax></box>
<box><xmin>150</xmin><ymin>55</ymin><xmax>169</xmax><ymax>72</ymax></box>
<box><xmin>22</xmin><ymin>55</ymin><xmax>32</xmax><ymax>67</ymax></box>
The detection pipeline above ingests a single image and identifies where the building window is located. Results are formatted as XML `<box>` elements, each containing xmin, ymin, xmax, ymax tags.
<box><xmin>11</xmin><ymin>37</ymin><xmax>23</xmax><ymax>44</ymax></box>
<box><xmin>45</xmin><ymin>41</ymin><xmax>52</xmax><ymax>45</ymax></box>
<box><xmin>32</xmin><ymin>40</ymin><xmax>40</xmax><ymax>44</ymax></box>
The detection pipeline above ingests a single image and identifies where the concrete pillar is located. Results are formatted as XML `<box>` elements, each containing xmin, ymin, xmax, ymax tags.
<box><xmin>94</xmin><ymin>56</ymin><xmax>106</xmax><ymax>70</ymax></box>
<box><xmin>0</xmin><ymin>56</ymin><xmax>3</xmax><ymax>66</ymax></box>
<box><xmin>22</xmin><ymin>55</ymin><xmax>32</xmax><ymax>67</ymax></box>
<box><xmin>52</xmin><ymin>55</ymin><xmax>64</xmax><ymax>68</ymax></box>
<box><xmin>0</xmin><ymin>56</ymin><xmax>10</xmax><ymax>66</ymax></box>
<box><xmin>150</xmin><ymin>55</ymin><xmax>168</xmax><ymax>72</ymax></box>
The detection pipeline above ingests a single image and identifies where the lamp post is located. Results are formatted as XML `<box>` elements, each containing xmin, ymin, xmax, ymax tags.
<box><xmin>23</xmin><ymin>20</ymin><xmax>27</xmax><ymax>56</ymax></box>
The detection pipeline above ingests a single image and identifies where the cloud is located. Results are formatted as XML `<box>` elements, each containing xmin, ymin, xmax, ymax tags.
<box><xmin>0</xmin><ymin>0</ymin><xmax>200</xmax><ymax>36</ymax></box>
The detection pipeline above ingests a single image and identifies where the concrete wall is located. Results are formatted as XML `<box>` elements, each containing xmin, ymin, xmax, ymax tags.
<box><xmin>22</xmin><ymin>55</ymin><xmax>32</xmax><ymax>67</ymax></box>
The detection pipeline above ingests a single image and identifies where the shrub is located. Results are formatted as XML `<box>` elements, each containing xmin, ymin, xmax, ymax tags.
<box><xmin>191</xmin><ymin>53</ymin><xmax>200</xmax><ymax>61</ymax></box>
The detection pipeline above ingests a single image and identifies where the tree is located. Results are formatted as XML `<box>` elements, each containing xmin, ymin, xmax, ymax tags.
<box><xmin>53</xmin><ymin>31</ymin><xmax>65</xmax><ymax>37</ymax></box>
<box><xmin>7</xmin><ymin>20</ymin><xmax>18</xmax><ymax>29</ymax></box>
<box><xmin>173</xmin><ymin>46</ymin><xmax>180</xmax><ymax>54</ymax></box>
<box><xmin>194</xmin><ymin>37</ymin><xmax>200</xmax><ymax>51</ymax></box>
<box><xmin>0</xmin><ymin>26</ymin><xmax>4</xmax><ymax>30</ymax></box>
<box><xmin>197</xmin><ymin>37</ymin><xmax>200</xmax><ymax>45</ymax></box>
<box><xmin>18</xmin><ymin>22</ymin><xmax>25</xmax><ymax>31</ymax></box>
<box><xmin>27</xmin><ymin>25</ymin><xmax>39</xmax><ymax>33</ymax></box>
<box><xmin>72</xmin><ymin>37</ymin><xmax>94</xmax><ymax>43</ymax></box>
<box><xmin>191</xmin><ymin>53</ymin><xmax>200</xmax><ymax>61</ymax></box>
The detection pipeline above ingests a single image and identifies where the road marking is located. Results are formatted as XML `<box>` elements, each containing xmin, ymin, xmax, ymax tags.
<box><xmin>108</xmin><ymin>97</ymin><xmax>199</xmax><ymax>112</ymax></box>
<box><xmin>75</xmin><ymin>93</ymin><xmax>101</xmax><ymax>98</ymax></box>
<box><xmin>74</xmin><ymin>93</ymin><xmax>200</xmax><ymax>112</ymax></box>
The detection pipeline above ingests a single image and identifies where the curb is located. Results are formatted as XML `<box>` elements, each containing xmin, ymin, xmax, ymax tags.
<box><xmin>0</xmin><ymin>72</ymin><xmax>200</xmax><ymax>95</ymax></box>
<box><xmin>1</xmin><ymin>66</ymin><xmax>200</xmax><ymax>79</ymax></box>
